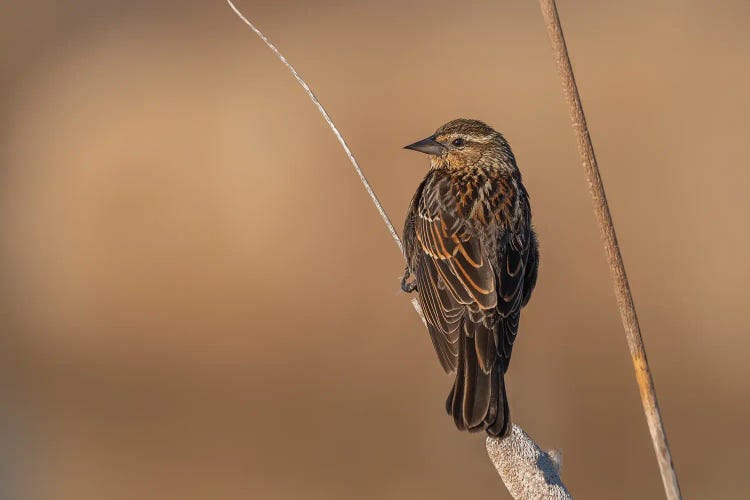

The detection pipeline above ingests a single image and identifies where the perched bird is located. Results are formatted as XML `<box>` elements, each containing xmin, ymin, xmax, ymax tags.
<box><xmin>402</xmin><ymin>119</ymin><xmax>538</xmax><ymax>437</ymax></box>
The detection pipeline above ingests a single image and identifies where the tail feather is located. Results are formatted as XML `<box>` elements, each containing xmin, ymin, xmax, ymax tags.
<box><xmin>450</xmin><ymin>339</ymin><xmax>465</xmax><ymax>430</ymax></box>
<box><xmin>446</xmin><ymin>325</ymin><xmax>511</xmax><ymax>437</ymax></box>
<box><xmin>485</xmin><ymin>370</ymin><xmax>510</xmax><ymax>437</ymax></box>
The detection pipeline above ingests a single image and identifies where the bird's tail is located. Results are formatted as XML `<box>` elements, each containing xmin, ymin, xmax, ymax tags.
<box><xmin>445</xmin><ymin>329</ymin><xmax>510</xmax><ymax>438</ymax></box>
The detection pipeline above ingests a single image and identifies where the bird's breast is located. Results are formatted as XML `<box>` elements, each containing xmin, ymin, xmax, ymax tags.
<box><xmin>451</xmin><ymin>169</ymin><xmax>517</xmax><ymax>228</ymax></box>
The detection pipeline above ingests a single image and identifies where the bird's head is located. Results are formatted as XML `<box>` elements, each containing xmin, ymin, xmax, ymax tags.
<box><xmin>404</xmin><ymin>118</ymin><xmax>513</xmax><ymax>170</ymax></box>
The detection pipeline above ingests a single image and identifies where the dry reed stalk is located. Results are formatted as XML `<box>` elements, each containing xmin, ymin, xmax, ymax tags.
<box><xmin>538</xmin><ymin>1</ymin><xmax>681</xmax><ymax>499</ymax></box>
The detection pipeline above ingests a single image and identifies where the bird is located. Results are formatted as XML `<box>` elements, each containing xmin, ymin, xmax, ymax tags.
<box><xmin>401</xmin><ymin>118</ymin><xmax>539</xmax><ymax>437</ymax></box>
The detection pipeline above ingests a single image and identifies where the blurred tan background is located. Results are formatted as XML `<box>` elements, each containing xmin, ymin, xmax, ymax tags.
<box><xmin>1</xmin><ymin>0</ymin><xmax>749</xmax><ymax>498</ymax></box>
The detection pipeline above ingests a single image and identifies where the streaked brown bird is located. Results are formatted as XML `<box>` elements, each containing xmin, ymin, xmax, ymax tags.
<box><xmin>402</xmin><ymin>119</ymin><xmax>538</xmax><ymax>437</ymax></box>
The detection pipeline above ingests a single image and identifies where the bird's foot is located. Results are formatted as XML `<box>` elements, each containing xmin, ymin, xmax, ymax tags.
<box><xmin>401</xmin><ymin>268</ymin><xmax>417</xmax><ymax>293</ymax></box>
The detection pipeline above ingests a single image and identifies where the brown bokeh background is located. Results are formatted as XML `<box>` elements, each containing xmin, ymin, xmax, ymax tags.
<box><xmin>2</xmin><ymin>1</ymin><xmax>749</xmax><ymax>498</ymax></box>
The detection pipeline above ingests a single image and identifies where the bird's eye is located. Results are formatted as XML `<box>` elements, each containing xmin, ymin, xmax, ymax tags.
<box><xmin>451</xmin><ymin>138</ymin><xmax>465</xmax><ymax>148</ymax></box>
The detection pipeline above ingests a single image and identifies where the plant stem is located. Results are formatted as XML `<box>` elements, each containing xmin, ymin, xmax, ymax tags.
<box><xmin>537</xmin><ymin>1</ymin><xmax>681</xmax><ymax>498</ymax></box>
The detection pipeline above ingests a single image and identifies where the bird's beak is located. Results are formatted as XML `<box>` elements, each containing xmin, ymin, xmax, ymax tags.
<box><xmin>404</xmin><ymin>136</ymin><xmax>445</xmax><ymax>156</ymax></box>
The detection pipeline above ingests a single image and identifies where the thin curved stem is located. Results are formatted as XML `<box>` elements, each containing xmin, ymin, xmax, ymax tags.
<box><xmin>225</xmin><ymin>0</ymin><xmax>403</xmax><ymax>255</ymax></box>
<box><xmin>225</xmin><ymin>0</ymin><xmax>425</xmax><ymax>324</ymax></box>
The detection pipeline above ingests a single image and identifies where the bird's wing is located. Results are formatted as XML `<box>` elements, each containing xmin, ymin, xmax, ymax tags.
<box><xmin>494</xmin><ymin>194</ymin><xmax>538</xmax><ymax>368</ymax></box>
<box><xmin>412</xmin><ymin>171</ymin><xmax>498</xmax><ymax>373</ymax></box>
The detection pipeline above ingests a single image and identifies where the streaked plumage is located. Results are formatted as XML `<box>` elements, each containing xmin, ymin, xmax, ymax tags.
<box><xmin>402</xmin><ymin>119</ymin><xmax>538</xmax><ymax>437</ymax></box>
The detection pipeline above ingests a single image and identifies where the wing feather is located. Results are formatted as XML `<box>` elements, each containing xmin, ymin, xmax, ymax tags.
<box><xmin>403</xmin><ymin>169</ymin><xmax>538</xmax><ymax>377</ymax></box>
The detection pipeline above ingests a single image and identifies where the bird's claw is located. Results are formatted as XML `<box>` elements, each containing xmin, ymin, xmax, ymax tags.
<box><xmin>401</xmin><ymin>268</ymin><xmax>417</xmax><ymax>293</ymax></box>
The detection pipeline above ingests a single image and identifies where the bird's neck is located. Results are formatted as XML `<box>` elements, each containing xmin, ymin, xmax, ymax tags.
<box><xmin>432</xmin><ymin>157</ymin><xmax>517</xmax><ymax>179</ymax></box>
